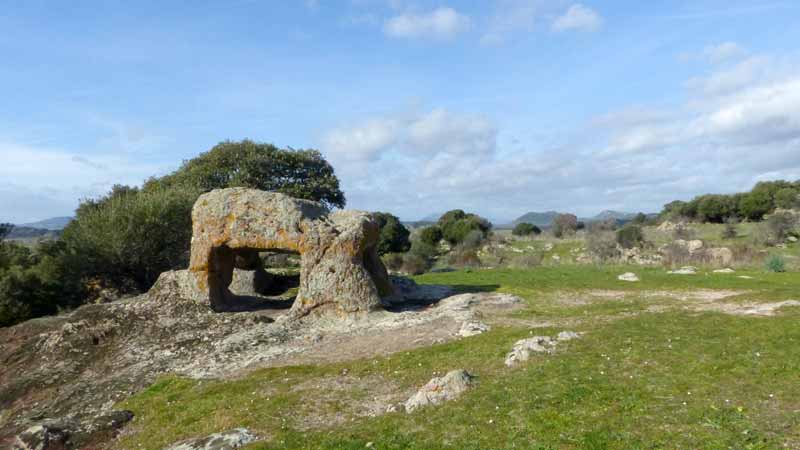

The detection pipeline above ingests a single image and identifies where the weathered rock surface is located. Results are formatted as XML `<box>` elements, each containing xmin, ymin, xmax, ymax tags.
<box><xmin>504</xmin><ymin>336</ymin><xmax>556</xmax><ymax>366</ymax></box>
<box><xmin>713</xmin><ymin>268</ymin><xmax>736</xmax><ymax>273</ymax></box>
<box><xmin>0</xmin><ymin>281</ymin><xmax>508</xmax><ymax>441</ymax></box>
<box><xmin>12</xmin><ymin>410</ymin><xmax>133</xmax><ymax>450</ymax></box>
<box><xmin>163</xmin><ymin>428</ymin><xmax>257</xmax><ymax>450</ymax></box>
<box><xmin>404</xmin><ymin>370</ymin><xmax>475</xmax><ymax>413</ymax></box>
<box><xmin>708</xmin><ymin>247</ymin><xmax>733</xmax><ymax>266</ymax></box>
<box><xmin>188</xmin><ymin>188</ymin><xmax>393</xmax><ymax>316</ymax></box>
<box><xmin>458</xmin><ymin>321</ymin><xmax>490</xmax><ymax>337</ymax></box>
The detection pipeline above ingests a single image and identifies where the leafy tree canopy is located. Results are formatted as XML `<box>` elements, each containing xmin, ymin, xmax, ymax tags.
<box><xmin>146</xmin><ymin>140</ymin><xmax>346</xmax><ymax>209</ymax></box>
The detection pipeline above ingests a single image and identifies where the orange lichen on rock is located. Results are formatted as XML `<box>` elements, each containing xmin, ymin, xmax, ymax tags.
<box><xmin>186</xmin><ymin>188</ymin><xmax>392</xmax><ymax>316</ymax></box>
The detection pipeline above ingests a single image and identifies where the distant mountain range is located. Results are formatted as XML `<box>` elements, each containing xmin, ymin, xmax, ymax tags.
<box><xmin>19</xmin><ymin>216</ymin><xmax>73</xmax><ymax>230</ymax></box>
<box><xmin>5</xmin><ymin>216</ymin><xmax>72</xmax><ymax>241</ymax></box>
<box><xmin>511</xmin><ymin>211</ymin><xmax>561</xmax><ymax>227</ymax></box>
<box><xmin>511</xmin><ymin>210</ymin><xmax>646</xmax><ymax>227</ymax></box>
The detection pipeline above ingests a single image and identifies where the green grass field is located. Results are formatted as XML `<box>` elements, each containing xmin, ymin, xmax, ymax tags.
<box><xmin>116</xmin><ymin>265</ymin><xmax>800</xmax><ymax>450</ymax></box>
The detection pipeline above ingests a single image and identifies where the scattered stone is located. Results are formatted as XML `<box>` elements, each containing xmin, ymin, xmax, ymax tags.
<box><xmin>458</xmin><ymin>321</ymin><xmax>490</xmax><ymax>337</ymax></box>
<box><xmin>713</xmin><ymin>268</ymin><xmax>736</xmax><ymax>274</ymax></box>
<box><xmin>668</xmin><ymin>266</ymin><xmax>697</xmax><ymax>275</ymax></box>
<box><xmin>404</xmin><ymin>370</ymin><xmax>475</xmax><ymax>413</ymax></box>
<box><xmin>657</xmin><ymin>221</ymin><xmax>679</xmax><ymax>232</ymax></box>
<box><xmin>504</xmin><ymin>336</ymin><xmax>555</xmax><ymax>366</ymax></box>
<box><xmin>504</xmin><ymin>331</ymin><xmax>582</xmax><ymax>367</ymax></box>
<box><xmin>551</xmin><ymin>255</ymin><xmax>561</xmax><ymax>261</ymax></box>
<box><xmin>617</xmin><ymin>272</ymin><xmax>639</xmax><ymax>282</ymax></box>
<box><xmin>788</xmin><ymin>236</ymin><xmax>798</xmax><ymax>243</ymax></box>
<box><xmin>543</xmin><ymin>243</ymin><xmax>554</xmax><ymax>251</ymax></box>
<box><xmin>556</xmin><ymin>331</ymin><xmax>581</xmax><ymax>341</ymax></box>
<box><xmin>738</xmin><ymin>275</ymin><xmax>754</xmax><ymax>279</ymax></box>
<box><xmin>708</xmin><ymin>247</ymin><xmax>733</xmax><ymax>266</ymax></box>
<box><xmin>687</xmin><ymin>240</ymin><xmax>704</xmax><ymax>253</ymax></box>
<box><xmin>163</xmin><ymin>428</ymin><xmax>257</xmax><ymax>450</ymax></box>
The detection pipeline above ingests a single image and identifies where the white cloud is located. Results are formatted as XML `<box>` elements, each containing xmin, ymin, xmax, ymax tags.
<box><xmin>322</xmin><ymin>118</ymin><xmax>400</xmax><ymax>162</ymax></box>
<box><xmin>685</xmin><ymin>57</ymin><xmax>766</xmax><ymax>96</ymax></box>
<box><xmin>552</xmin><ymin>4</ymin><xmax>603</xmax><ymax>32</ymax></box>
<box><xmin>383</xmin><ymin>7</ymin><xmax>470</xmax><ymax>40</ymax></box>
<box><xmin>323</xmin><ymin>50</ymin><xmax>800</xmax><ymax>222</ymax></box>
<box><xmin>703</xmin><ymin>42</ymin><xmax>746</xmax><ymax>63</ymax></box>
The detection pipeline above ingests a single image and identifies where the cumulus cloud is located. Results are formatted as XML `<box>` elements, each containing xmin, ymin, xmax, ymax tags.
<box><xmin>383</xmin><ymin>7</ymin><xmax>470</xmax><ymax>40</ymax></box>
<box><xmin>552</xmin><ymin>4</ymin><xmax>603</xmax><ymax>32</ymax></box>
<box><xmin>322</xmin><ymin>50</ymin><xmax>800</xmax><ymax>222</ymax></box>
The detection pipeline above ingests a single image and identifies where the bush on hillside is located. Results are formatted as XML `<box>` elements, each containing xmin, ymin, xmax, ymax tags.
<box><xmin>418</xmin><ymin>225</ymin><xmax>443</xmax><ymax>247</ymax></box>
<box><xmin>586</xmin><ymin>230</ymin><xmax>619</xmax><ymax>262</ymax></box>
<box><xmin>659</xmin><ymin>180</ymin><xmax>800</xmax><ymax>223</ymax></box>
<box><xmin>552</xmin><ymin>213</ymin><xmax>578</xmax><ymax>238</ymax></box>
<box><xmin>765</xmin><ymin>211</ymin><xmax>797</xmax><ymax>243</ymax></box>
<box><xmin>372</xmin><ymin>212</ymin><xmax>410</xmax><ymax>255</ymax></box>
<box><xmin>512</xmin><ymin>222</ymin><xmax>541</xmax><ymax>237</ymax></box>
<box><xmin>61</xmin><ymin>184</ymin><xmax>199</xmax><ymax>292</ymax></box>
<box><xmin>721</xmin><ymin>217</ymin><xmax>739</xmax><ymax>240</ymax></box>
<box><xmin>765</xmin><ymin>255</ymin><xmax>786</xmax><ymax>273</ymax></box>
<box><xmin>775</xmin><ymin>188</ymin><xmax>800</xmax><ymax>209</ymax></box>
<box><xmin>616</xmin><ymin>225</ymin><xmax>644</xmax><ymax>249</ymax></box>
<box><xmin>438</xmin><ymin>210</ymin><xmax>491</xmax><ymax>245</ymax></box>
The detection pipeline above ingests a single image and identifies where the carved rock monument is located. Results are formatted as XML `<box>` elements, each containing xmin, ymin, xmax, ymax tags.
<box><xmin>187</xmin><ymin>188</ymin><xmax>394</xmax><ymax>316</ymax></box>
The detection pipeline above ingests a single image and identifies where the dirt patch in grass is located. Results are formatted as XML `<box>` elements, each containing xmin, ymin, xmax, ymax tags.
<box><xmin>289</xmin><ymin>374</ymin><xmax>407</xmax><ymax>430</ymax></box>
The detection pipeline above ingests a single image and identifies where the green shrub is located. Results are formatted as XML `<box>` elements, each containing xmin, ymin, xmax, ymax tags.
<box><xmin>61</xmin><ymin>184</ymin><xmax>199</xmax><ymax>291</ymax></box>
<box><xmin>512</xmin><ymin>222</ymin><xmax>541</xmax><ymax>236</ymax></box>
<box><xmin>765</xmin><ymin>211</ymin><xmax>797</xmax><ymax>243</ymax></box>
<box><xmin>721</xmin><ymin>217</ymin><xmax>739</xmax><ymax>239</ymax></box>
<box><xmin>381</xmin><ymin>252</ymin><xmax>404</xmax><ymax>272</ymax></box>
<box><xmin>438</xmin><ymin>210</ymin><xmax>491</xmax><ymax>245</ymax></box>
<box><xmin>401</xmin><ymin>253</ymin><xmax>431</xmax><ymax>275</ymax></box>
<box><xmin>448</xmin><ymin>246</ymin><xmax>482</xmax><ymax>269</ymax></box>
<box><xmin>418</xmin><ymin>225</ymin><xmax>443</xmax><ymax>247</ymax></box>
<box><xmin>587</xmin><ymin>230</ymin><xmax>619</xmax><ymax>262</ymax></box>
<box><xmin>372</xmin><ymin>212</ymin><xmax>410</xmax><ymax>255</ymax></box>
<box><xmin>765</xmin><ymin>255</ymin><xmax>786</xmax><ymax>273</ymax></box>
<box><xmin>552</xmin><ymin>213</ymin><xmax>578</xmax><ymax>238</ymax></box>
<box><xmin>616</xmin><ymin>225</ymin><xmax>644</xmax><ymax>249</ymax></box>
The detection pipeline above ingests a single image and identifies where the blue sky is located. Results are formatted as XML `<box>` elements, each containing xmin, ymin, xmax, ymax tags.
<box><xmin>2</xmin><ymin>0</ymin><xmax>800</xmax><ymax>223</ymax></box>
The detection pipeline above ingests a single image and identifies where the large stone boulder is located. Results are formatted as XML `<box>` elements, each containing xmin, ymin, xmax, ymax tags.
<box><xmin>187</xmin><ymin>188</ymin><xmax>393</xmax><ymax>317</ymax></box>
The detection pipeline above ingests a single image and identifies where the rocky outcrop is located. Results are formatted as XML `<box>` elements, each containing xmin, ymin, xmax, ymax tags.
<box><xmin>187</xmin><ymin>188</ymin><xmax>393</xmax><ymax>316</ymax></box>
<box><xmin>163</xmin><ymin>428</ymin><xmax>258</xmax><ymax>450</ymax></box>
<box><xmin>13</xmin><ymin>410</ymin><xmax>133</xmax><ymax>450</ymax></box>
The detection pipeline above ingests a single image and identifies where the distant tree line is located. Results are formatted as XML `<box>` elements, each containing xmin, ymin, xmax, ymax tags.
<box><xmin>661</xmin><ymin>180</ymin><xmax>800</xmax><ymax>223</ymax></box>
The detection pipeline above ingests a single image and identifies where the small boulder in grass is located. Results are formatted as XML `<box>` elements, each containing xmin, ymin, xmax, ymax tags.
<box><xmin>404</xmin><ymin>370</ymin><xmax>475</xmax><ymax>413</ymax></box>
<box><xmin>617</xmin><ymin>272</ymin><xmax>639</xmax><ymax>282</ymax></box>
<box><xmin>668</xmin><ymin>266</ymin><xmax>697</xmax><ymax>275</ymax></box>
<box><xmin>713</xmin><ymin>268</ymin><xmax>735</xmax><ymax>273</ymax></box>
<box><xmin>163</xmin><ymin>428</ymin><xmax>257</xmax><ymax>450</ymax></box>
<box><xmin>504</xmin><ymin>336</ymin><xmax>556</xmax><ymax>366</ymax></box>
<box><xmin>458</xmin><ymin>321</ymin><xmax>490</xmax><ymax>337</ymax></box>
